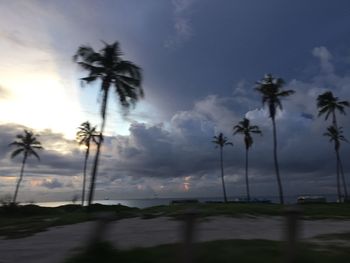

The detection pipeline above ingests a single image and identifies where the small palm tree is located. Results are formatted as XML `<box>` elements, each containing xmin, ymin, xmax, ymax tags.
<box><xmin>323</xmin><ymin>125</ymin><xmax>348</xmax><ymax>202</ymax></box>
<box><xmin>212</xmin><ymin>133</ymin><xmax>233</xmax><ymax>203</ymax></box>
<box><xmin>233</xmin><ymin>118</ymin><xmax>262</xmax><ymax>202</ymax></box>
<box><xmin>76</xmin><ymin>121</ymin><xmax>99</xmax><ymax>206</ymax></box>
<box><xmin>255</xmin><ymin>74</ymin><xmax>295</xmax><ymax>204</ymax></box>
<box><xmin>317</xmin><ymin>91</ymin><xmax>349</xmax><ymax>199</ymax></box>
<box><xmin>74</xmin><ymin>41</ymin><xmax>144</xmax><ymax>206</ymax></box>
<box><xmin>9</xmin><ymin>130</ymin><xmax>43</xmax><ymax>204</ymax></box>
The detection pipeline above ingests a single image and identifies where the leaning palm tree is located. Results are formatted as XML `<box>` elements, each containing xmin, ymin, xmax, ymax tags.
<box><xmin>323</xmin><ymin>125</ymin><xmax>348</xmax><ymax>202</ymax></box>
<box><xmin>76</xmin><ymin>121</ymin><xmax>99</xmax><ymax>206</ymax></box>
<box><xmin>74</xmin><ymin>41</ymin><xmax>143</xmax><ymax>206</ymax></box>
<box><xmin>317</xmin><ymin>91</ymin><xmax>349</xmax><ymax>199</ymax></box>
<box><xmin>9</xmin><ymin>130</ymin><xmax>43</xmax><ymax>204</ymax></box>
<box><xmin>212</xmin><ymin>133</ymin><xmax>233</xmax><ymax>203</ymax></box>
<box><xmin>255</xmin><ymin>74</ymin><xmax>295</xmax><ymax>204</ymax></box>
<box><xmin>233</xmin><ymin>118</ymin><xmax>262</xmax><ymax>202</ymax></box>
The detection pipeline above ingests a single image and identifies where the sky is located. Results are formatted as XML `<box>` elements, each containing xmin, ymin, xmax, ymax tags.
<box><xmin>0</xmin><ymin>0</ymin><xmax>350</xmax><ymax>202</ymax></box>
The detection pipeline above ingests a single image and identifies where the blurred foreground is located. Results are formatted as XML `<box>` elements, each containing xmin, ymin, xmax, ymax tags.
<box><xmin>0</xmin><ymin>203</ymin><xmax>350</xmax><ymax>262</ymax></box>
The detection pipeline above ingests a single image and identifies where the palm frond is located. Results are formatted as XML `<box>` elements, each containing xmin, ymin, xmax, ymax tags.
<box><xmin>11</xmin><ymin>148</ymin><xmax>24</xmax><ymax>159</ymax></box>
<box><xmin>255</xmin><ymin>74</ymin><xmax>294</xmax><ymax>118</ymax></box>
<box><xmin>29</xmin><ymin>149</ymin><xmax>40</xmax><ymax>160</ymax></box>
<box><xmin>9</xmin><ymin>129</ymin><xmax>42</xmax><ymax>160</ymax></box>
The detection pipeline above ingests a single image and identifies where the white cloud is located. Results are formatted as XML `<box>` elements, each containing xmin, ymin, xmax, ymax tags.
<box><xmin>312</xmin><ymin>46</ymin><xmax>334</xmax><ymax>74</ymax></box>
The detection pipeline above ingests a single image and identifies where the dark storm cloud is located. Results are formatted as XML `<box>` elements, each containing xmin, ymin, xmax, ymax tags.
<box><xmin>94</xmin><ymin>47</ymin><xmax>350</xmax><ymax>198</ymax></box>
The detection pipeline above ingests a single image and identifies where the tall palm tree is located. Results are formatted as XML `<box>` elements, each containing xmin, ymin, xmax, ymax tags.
<box><xmin>212</xmin><ymin>133</ymin><xmax>233</xmax><ymax>203</ymax></box>
<box><xmin>76</xmin><ymin>121</ymin><xmax>99</xmax><ymax>206</ymax></box>
<box><xmin>74</xmin><ymin>41</ymin><xmax>143</xmax><ymax>206</ymax></box>
<box><xmin>9</xmin><ymin>130</ymin><xmax>43</xmax><ymax>204</ymax></box>
<box><xmin>233</xmin><ymin>118</ymin><xmax>262</xmax><ymax>202</ymax></box>
<box><xmin>323</xmin><ymin>125</ymin><xmax>348</xmax><ymax>202</ymax></box>
<box><xmin>317</xmin><ymin>91</ymin><xmax>349</xmax><ymax>199</ymax></box>
<box><xmin>255</xmin><ymin>74</ymin><xmax>295</xmax><ymax>204</ymax></box>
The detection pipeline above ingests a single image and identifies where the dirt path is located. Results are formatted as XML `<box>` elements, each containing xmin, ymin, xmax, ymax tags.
<box><xmin>1</xmin><ymin>216</ymin><xmax>350</xmax><ymax>263</ymax></box>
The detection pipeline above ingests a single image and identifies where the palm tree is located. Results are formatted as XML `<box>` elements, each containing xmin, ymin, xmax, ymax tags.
<box><xmin>317</xmin><ymin>91</ymin><xmax>349</xmax><ymax>128</ymax></box>
<box><xmin>9</xmin><ymin>130</ymin><xmax>43</xmax><ymax>204</ymax></box>
<box><xmin>317</xmin><ymin>91</ymin><xmax>349</xmax><ymax>199</ymax></box>
<box><xmin>76</xmin><ymin>121</ymin><xmax>99</xmax><ymax>206</ymax></box>
<box><xmin>255</xmin><ymin>74</ymin><xmax>295</xmax><ymax>204</ymax></box>
<box><xmin>74</xmin><ymin>41</ymin><xmax>143</xmax><ymax>206</ymax></box>
<box><xmin>233</xmin><ymin>118</ymin><xmax>262</xmax><ymax>202</ymax></box>
<box><xmin>323</xmin><ymin>125</ymin><xmax>348</xmax><ymax>202</ymax></box>
<box><xmin>212</xmin><ymin>133</ymin><xmax>233</xmax><ymax>203</ymax></box>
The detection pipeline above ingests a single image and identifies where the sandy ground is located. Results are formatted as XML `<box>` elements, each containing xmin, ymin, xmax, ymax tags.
<box><xmin>1</xmin><ymin>216</ymin><xmax>350</xmax><ymax>263</ymax></box>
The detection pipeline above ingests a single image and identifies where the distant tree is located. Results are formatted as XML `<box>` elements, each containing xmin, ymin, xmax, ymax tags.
<box><xmin>74</xmin><ymin>41</ymin><xmax>143</xmax><ymax>206</ymax></box>
<box><xmin>317</xmin><ymin>91</ymin><xmax>349</xmax><ymax>199</ymax></box>
<box><xmin>233</xmin><ymin>118</ymin><xmax>262</xmax><ymax>202</ymax></box>
<box><xmin>255</xmin><ymin>74</ymin><xmax>295</xmax><ymax>204</ymax></box>
<box><xmin>212</xmin><ymin>133</ymin><xmax>233</xmax><ymax>203</ymax></box>
<box><xmin>323</xmin><ymin>125</ymin><xmax>348</xmax><ymax>202</ymax></box>
<box><xmin>9</xmin><ymin>130</ymin><xmax>43</xmax><ymax>204</ymax></box>
<box><xmin>76</xmin><ymin>121</ymin><xmax>99</xmax><ymax>206</ymax></box>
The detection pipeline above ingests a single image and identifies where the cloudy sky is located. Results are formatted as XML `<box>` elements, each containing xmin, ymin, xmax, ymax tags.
<box><xmin>0</xmin><ymin>0</ymin><xmax>350</xmax><ymax>202</ymax></box>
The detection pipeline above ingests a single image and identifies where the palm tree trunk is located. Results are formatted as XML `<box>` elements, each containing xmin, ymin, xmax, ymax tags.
<box><xmin>220</xmin><ymin>147</ymin><xmax>228</xmax><ymax>203</ymax></box>
<box><xmin>87</xmin><ymin>81</ymin><xmax>109</xmax><ymax>207</ymax></box>
<box><xmin>332</xmin><ymin>111</ymin><xmax>337</xmax><ymax>128</ymax></box>
<box><xmin>12</xmin><ymin>153</ymin><xmax>27</xmax><ymax>204</ymax></box>
<box><xmin>332</xmin><ymin>113</ymin><xmax>348</xmax><ymax>200</ymax></box>
<box><xmin>81</xmin><ymin>147</ymin><xmax>89</xmax><ymax>206</ymax></box>
<box><xmin>245</xmin><ymin>148</ymin><xmax>250</xmax><ymax>202</ymax></box>
<box><xmin>338</xmin><ymin>156</ymin><xmax>348</xmax><ymax>200</ymax></box>
<box><xmin>335</xmin><ymin>150</ymin><xmax>342</xmax><ymax>202</ymax></box>
<box><xmin>272</xmin><ymin>117</ymin><xmax>284</xmax><ymax>205</ymax></box>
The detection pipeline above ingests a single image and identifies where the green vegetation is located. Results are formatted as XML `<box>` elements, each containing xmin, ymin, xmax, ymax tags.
<box><xmin>0</xmin><ymin>204</ymin><xmax>137</xmax><ymax>239</ymax></box>
<box><xmin>142</xmin><ymin>203</ymin><xmax>350</xmax><ymax>219</ymax></box>
<box><xmin>65</xmin><ymin>239</ymin><xmax>349</xmax><ymax>263</ymax></box>
<box><xmin>2</xmin><ymin>203</ymin><xmax>350</xmax><ymax>239</ymax></box>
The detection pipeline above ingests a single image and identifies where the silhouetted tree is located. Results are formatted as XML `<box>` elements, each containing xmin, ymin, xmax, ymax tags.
<box><xmin>74</xmin><ymin>41</ymin><xmax>143</xmax><ymax>206</ymax></box>
<box><xmin>76</xmin><ymin>121</ymin><xmax>99</xmax><ymax>206</ymax></box>
<box><xmin>323</xmin><ymin>125</ymin><xmax>348</xmax><ymax>202</ymax></box>
<box><xmin>255</xmin><ymin>74</ymin><xmax>295</xmax><ymax>204</ymax></box>
<box><xmin>212</xmin><ymin>133</ymin><xmax>233</xmax><ymax>203</ymax></box>
<box><xmin>233</xmin><ymin>118</ymin><xmax>262</xmax><ymax>202</ymax></box>
<box><xmin>9</xmin><ymin>130</ymin><xmax>43</xmax><ymax>203</ymax></box>
<box><xmin>317</xmin><ymin>91</ymin><xmax>349</xmax><ymax>127</ymax></box>
<box><xmin>317</xmin><ymin>91</ymin><xmax>349</xmax><ymax>199</ymax></box>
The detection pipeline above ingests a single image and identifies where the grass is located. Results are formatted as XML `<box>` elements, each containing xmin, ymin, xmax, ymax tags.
<box><xmin>0</xmin><ymin>203</ymin><xmax>138</xmax><ymax>239</ymax></box>
<box><xmin>64</xmin><ymin>239</ymin><xmax>350</xmax><ymax>263</ymax></box>
<box><xmin>1</xmin><ymin>202</ymin><xmax>350</xmax><ymax>239</ymax></box>
<box><xmin>141</xmin><ymin>202</ymin><xmax>350</xmax><ymax>219</ymax></box>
